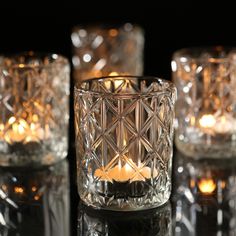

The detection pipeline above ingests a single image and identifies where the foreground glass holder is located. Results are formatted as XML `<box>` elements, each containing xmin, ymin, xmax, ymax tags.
<box><xmin>71</xmin><ymin>23</ymin><xmax>144</xmax><ymax>82</ymax></box>
<box><xmin>74</xmin><ymin>76</ymin><xmax>176</xmax><ymax>211</ymax></box>
<box><xmin>0</xmin><ymin>52</ymin><xmax>70</xmax><ymax>166</ymax></box>
<box><xmin>172</xmin><ymin>47</ymin><xmax>236</xmax><ymax>158</ymax></box>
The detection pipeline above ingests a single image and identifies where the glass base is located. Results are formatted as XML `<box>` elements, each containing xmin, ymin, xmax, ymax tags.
<box><xmin>175</xmin><ymin>137</ymin><xmax>236</xmax><ymax>159</ymax></box>
<box><xmin>78</xmin><ymin>178</ymin><xmax>171</xmax><ymax>211</ymax></box>
<box><xmin>0</xmin><ymin>141</ymin><xmax>67</xmax><ymax>166</ymax></box>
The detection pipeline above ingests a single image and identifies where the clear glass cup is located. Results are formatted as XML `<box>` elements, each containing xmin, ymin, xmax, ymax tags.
<box><xmin>0</xmin><ymin>52</ymin><xmax>70</xmax><ymax>166</ymax></box>
<box><xmin>71</xmin><ymin>23</ymin><xmax>144</xmax><ymax>82</ymax></box>
<box><xmin>74</xmin><ymin>75</ymin><xmax>176</xmax><ymax>211</ymax></box>
<box><xmin>172</xmin><ymin>47</ymin><xmax>236</xmax><ymax>158</ymax></box>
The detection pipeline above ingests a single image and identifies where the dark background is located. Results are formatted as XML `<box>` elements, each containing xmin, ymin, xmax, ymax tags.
<box><xmin>0</xmin><ymin>4</ymin><xmax>235</xmax><ymax>235</ymax></box>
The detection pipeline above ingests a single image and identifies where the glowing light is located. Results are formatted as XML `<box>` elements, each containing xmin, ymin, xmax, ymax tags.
<box><xmin>14</xmin><ymin>186</ymin><xmax>24</xmax><ymax>194</ymax></box>
<box><xmin>198</xmin><ymin>178</ymin><xmax>216</xmax><ymax>194</ymax></box>
<box><xmin>199</xmin><ymin>114</ymin><xmax>216</xmax><ymax>129</ymax></box>
<box><xmin>31</xmin><ymin>186</ymin><xmax>37</xmax><ymax>192</ymax></box>
<box><xmin>83</xmin><ymin>54</ymin><xmax>92</xmax><ymax>63</ymax></box>
<box><xmin>109</xmin><ymin>29</ymin><xmax>118</xmax><ymax>37</ymax></box>
<box><xmin>34</xmin><ymin>195</ymin><xmax>40</xmax><ymax>201</ymax></box>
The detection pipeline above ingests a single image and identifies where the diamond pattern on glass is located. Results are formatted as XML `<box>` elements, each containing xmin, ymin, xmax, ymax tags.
<box><xmin>75</xmin><ymin>76</ymin><xmax>176</xmax><ymax>210</ymax></box>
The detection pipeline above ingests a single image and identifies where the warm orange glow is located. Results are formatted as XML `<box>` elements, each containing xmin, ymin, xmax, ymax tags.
<box><xmin>34</xmin><ymin>195</ymin><xmax>40</xmax><ymax>201</ymax></box>
<box><xmin>31</xmin><ymin>186</ymin><xmax>37</xmax><ymax>192</ymax></box>
<box><xmin>1</xmin><ymin>185</ymin><xmax>7</xmax><ymax>191</ymax></box>
<box><xmin>14</xmin><ymin>186</ymin><xmax>24</xmax><ymax>194</ymax></box>
<box><xmin>221</xmin><ymin>181</ymin><xmax>226</xmax><ymax>189</ymax></box>
<box><xmin>198</xmin><ymin>178</ymin><xmax>216</xmax><ymax>194</ymax></box>
<box><xmin>109</xmin><ymin>29</ymin><xmax>118</xmax><ymax>37</ymax></box>
<box><xmin>4</xmin><ymin>115</ymin><xmax>47</xmax><ymax>144</ymax></box>
<box><xmin>199</xmin><ymin>114</ymin><xmax>216</xmax><ymax>129</ymax></box>
<box><xmin>214</xmin><ymin>115</ymin><xmax>232</xmax><ymax>134</ymax></box>
<box><xmin>190</xmin><ymin>179</ymin><xmax>196</xmax><ymax>188</ymax></box>
<box><xmin>18</xmin><ymin>64</ymin><xmax>25</xmax><ymax>68</ymax></box>
<box><xmin>109</xmin><ymin>72</ymin><xmax>119</xmax><ymax>76</ymax></box>
<box><xmin>95</xmin><ymin>158</ymin><xmax>158</xmax><ymax>182</ymax></box>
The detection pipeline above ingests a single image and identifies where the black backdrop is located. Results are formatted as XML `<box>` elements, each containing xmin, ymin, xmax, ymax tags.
<box><xmin>1</xmin><ymin>4</ymin><xmax>236</xmax><ymax>235</ymax></box>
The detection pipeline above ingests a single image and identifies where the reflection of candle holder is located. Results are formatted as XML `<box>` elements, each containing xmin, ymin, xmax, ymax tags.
<box><xmin>0</xmin><ymin>52</ymin><xmax>70</xmax><ymax>166</ymax></box>
<box><xmin>74</xmin><ymin>76</ymin><xmax>176</xmax><ymax>211</ymax></box>
<box><xmin>172</xmin><ymin>47</ymin><xmax>236</xmax><ymax>158</ymax></box>
<box><xmin>78</xmin><ymin>201</ymin><xmax>172</xmax><ymax>236</ymax></box>
<box><xmin>0</xmin><ymin>159</ymin><xmax>69</xmax><ymax>235</ymax></box>
<box><xmin>172</xmin><ymin>150</ymin><xmax>236</xmax><ymax>235</ymax></box>
<box><xmin>71</xmin><ymin>23</ymin><xmax>144</xmax><ymax>82</ymax></box>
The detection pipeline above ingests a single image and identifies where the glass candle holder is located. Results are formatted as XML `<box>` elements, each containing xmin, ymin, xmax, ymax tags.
<box><xmin>172</xmin><ymin>47</ymin><xmax>236</xmax><ymax>158</ymax></box>
<box><xmin>74</xmin><ymin>76</ymin><xmax>176</xmax><ymax>211</ymax></box>
<box><xmin>71</xmin><ymin>23</ymin><xmax>144</xmax><ymax>82</ymax></box>
<box><xmin>0</xmin><ymin>52</ymin><xmax>70</xmax><ymax>166</ymax></box>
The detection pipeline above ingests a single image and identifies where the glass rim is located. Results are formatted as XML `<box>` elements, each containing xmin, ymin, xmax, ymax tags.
<box><xmin>71</xmin><ymin>22</ymin><xmax>143</xmax><ymax>34</ymax></box>
<box><xmin>173</xmin><ymin>46</ymin><xmax>236</xmax><ymax>63</ymax></box>
<box><xmin>74</xmin><ymin>75</ymin><xmax>176</xmax><ymax>97</ymax></box>
<box><xmin>0</xmin><ymin>51</ymin><xmax>69</xmax><ymax>70</ymax></box>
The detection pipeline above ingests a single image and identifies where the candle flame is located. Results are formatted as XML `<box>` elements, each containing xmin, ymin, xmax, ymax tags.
<box><xmin>14</xmin><ymin>186</ymin><xmax>24</xmax><ymax>194</ymax></box>
<box><xmin>198</xmin><ymin>178</ymin><xmax>216</xmax><ymax>194</ymax></box>
<box><xmin>199</xmin><ymin>114</ymin><xmax>216</xmax><ymax>129</ymax></box>
<box><xmin>4</xmin><ymin>115</ymin><xmax>49</xmax><ymax>144</ymax></box>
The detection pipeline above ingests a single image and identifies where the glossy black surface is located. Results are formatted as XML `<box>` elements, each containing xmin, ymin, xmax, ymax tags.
<box><xmin>1</xmin><ymin>150</ymin><xmax>236</xmax><ymax>235</ymax></box>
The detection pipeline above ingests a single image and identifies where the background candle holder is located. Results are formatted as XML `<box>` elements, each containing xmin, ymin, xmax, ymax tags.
<box><xmin>172</xmin><ymin>47</ymin><xmax>236</xmax><ymax>158</ymax></box>
<box><xmin>0</xmin><ymin>52</ymin><xmax>70</xmax><ymax>166</ymax></box>
<box><xmin>74</xmin><ymin>75</ymin><xmax>176</xmax><ymax>211</ymax></box>
<box><xmin>71</xmin><ymin>23</ymin><xmax>144</xmax><ymax>82</ymax></box>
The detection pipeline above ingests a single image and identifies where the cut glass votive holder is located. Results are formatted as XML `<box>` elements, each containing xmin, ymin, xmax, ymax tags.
<box><xmin>0</xmin><ymin>52</ymin><xmax>70</xmax><ymax>166</ymax></box>
<box><xmin>71</xmin><ymin>23</ymin><xmax>144</xmax><ymax>82</ymax></box>
<box><xmin>172</xmin><ymin>47</ymin><xmax>236</xmax><ymax>158</ymax></box>
<box><xmin>74</xmin><ymin>76</ymin><xmax>176</xmax><ymax>211</ymax></box>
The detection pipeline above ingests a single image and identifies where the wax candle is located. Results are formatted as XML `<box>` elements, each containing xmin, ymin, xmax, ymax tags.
<box><xmin>3</xmin><ymin>115</ymin><xmax>47</xmax><ymax>145</ymax></box>
<box><xmin>94</xmin><ymin>159</ymin><xmax>158</xmax><ymax>183</ymax></box>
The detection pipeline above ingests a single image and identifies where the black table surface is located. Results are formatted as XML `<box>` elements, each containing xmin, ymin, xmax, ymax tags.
<box><xmin>0</xmin><ymin>149</ymin><xmax>235</xmax><ymax>236</ymax></box>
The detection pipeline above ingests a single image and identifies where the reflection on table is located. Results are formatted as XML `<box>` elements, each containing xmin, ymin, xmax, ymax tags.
<box><xmin>0</xmin><ymin>159</ymin><xmax>70</xmax><ymax>236</ymax></box>
<box><xmin>78</xmin><ymin>201</ymin><xmax>172</xmax><ymax>236</ymax></box>
<box><xmin>172</xmin><ymin>151</ymin><xmax>236</xmax><ymax>236</ymax></box>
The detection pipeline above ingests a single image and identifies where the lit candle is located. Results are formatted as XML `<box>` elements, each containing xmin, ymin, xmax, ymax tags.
<box><xmin>198</xmin><ymin>178</ymin><xmax>216</xmax><ymax>195</ymax></box>
<box><xmin>3</xmin><ymin>115</ymin><xmax>48</xmax><ymax>145</ymax></box>
<box><xmin>198</xmin><ymin>113</ymin><xmax>234</xmax><ymax>135</ymax></box>
<box><xmin>94</xmin><ymin>159</ymin><xmax>158</xmax><ymax>183</ymax></box>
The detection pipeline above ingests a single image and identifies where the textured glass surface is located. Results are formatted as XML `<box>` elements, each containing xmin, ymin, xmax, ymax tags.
<box><xmin>71</xmin><ymin>23</ymin><xmax>144</xmax><ymax>82</ymax></box>
<box><xmin>78</xmin><ymin>202</ymin><xmax>172</xmax><ymax>236</ymax></box>
<box><xmin>0</xmin><ymin>159</ymin><xmax>70</xmax><ymax>236</ymax></box>
<box><xmin>0</xmin><ymin>52</ymin><xmax>70</xmax><ymax>166</ymax></box>
<box><xmin>172</xmin><ymin>150</ymin><xmax>236</xmax><ymax>235</ymax></box>
<box><xmin>74</xmin><ymin>76</ymin><xmax>176</xmax><ymax>210</ymax></box>
<box><xmin>172</xmin><ymin>47</ymin><xmax>236</xmax><ymax>158</ymax></box>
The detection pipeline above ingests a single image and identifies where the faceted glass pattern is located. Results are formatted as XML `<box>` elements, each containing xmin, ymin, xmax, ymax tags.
<box><xmin>0</xmin><ymin>52</ymin><xmax>70</xmax><ymax>166</ymax></box>
<box><xmin>71</xmin><ymin>23</ymin><xmax>144</xmax><ymax>82</ymax></box>
<box><xmin>173</xmin><ymin>150</ymin><xmax>236</xmax><ymax>235</ymax></box>
<box><xmin>172</xmin><ymin>47</ymin><xmax>236</xmax><ymax>158</ymax></box>
<box><xmin>74</xmin><ymin>76</ymin><xmax>176</xmax><ymax>210</ymax></box>
<box><xmin>78</xmin><ymin>202</ymin><xmax>172</xmax><ymax>235</ymax></box>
